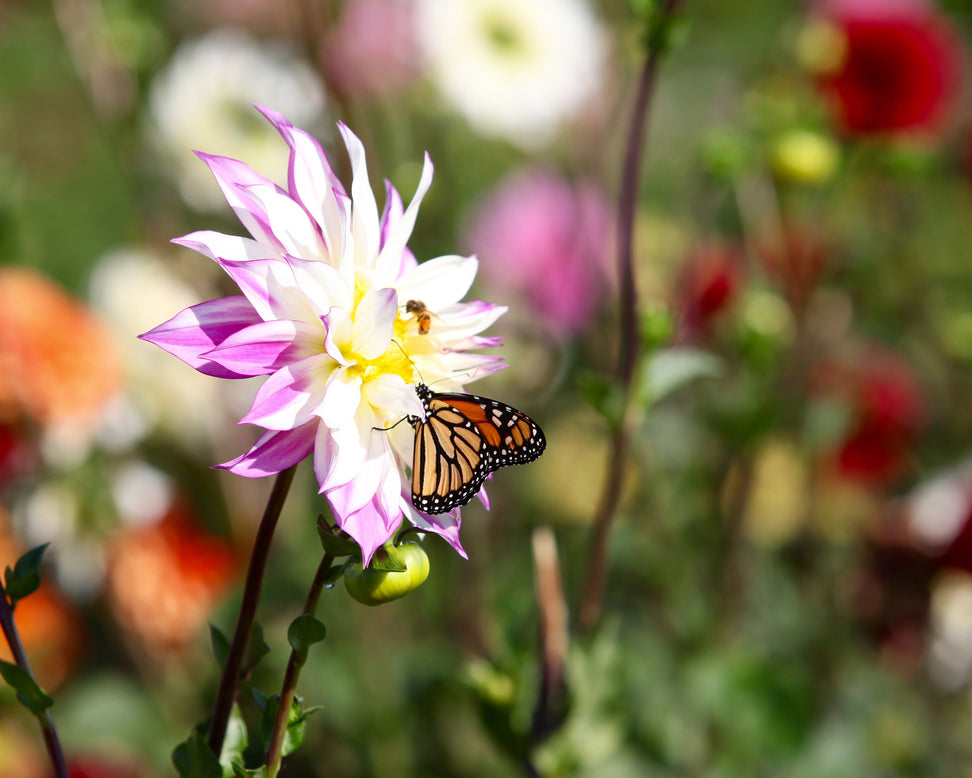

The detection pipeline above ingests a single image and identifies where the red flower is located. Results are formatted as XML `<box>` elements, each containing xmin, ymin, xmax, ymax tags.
<box><xmin>813</xmin><ymin>344</ymin><xmax>926</xmax><ymax>485</ymax></box>
<box><xmin>811</xmin><ymin>0</ymin><xmax>963</xmax><ymax>136</ymax></box>
<box><xmin>674</xmin><ymin>242</ymin><xmax>744</xmax><ymax>337</ymax></box>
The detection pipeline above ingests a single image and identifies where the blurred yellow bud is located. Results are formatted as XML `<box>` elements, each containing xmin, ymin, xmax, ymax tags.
<box><xmin>796</xmin><ymin>19</ymin><xmax>847</xmax><ymax>76</ymax></box>
<box><xmin>770</xmin><ymin>129</ymin><xmax>840</xmax><ymax>185</ymax></box>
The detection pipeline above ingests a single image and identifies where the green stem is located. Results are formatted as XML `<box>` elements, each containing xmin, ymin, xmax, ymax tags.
<box><xmin>0</xmin><ymin>581</ymin><xmax>68</xmax><ymax>778</ymax></box>
<box><xmin>265</xmin><ymin>552</ymin><xmax>335</xmax><ymax>777</ymax></box>
<box><xmin>578</xmin><ymin>0</ymin><xmax>684</xmax><ymax>632</ymax></box>
<box><xmin>207</xmin><ymin>465</ymin><xmax>298</xmax><ymax>757</ymax></box>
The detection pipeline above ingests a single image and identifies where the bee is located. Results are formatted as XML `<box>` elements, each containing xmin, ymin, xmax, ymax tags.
<box><xmin>405</xmin><ymin>300</ymin><xmax>433</xmax><ymax>335</ymax></box>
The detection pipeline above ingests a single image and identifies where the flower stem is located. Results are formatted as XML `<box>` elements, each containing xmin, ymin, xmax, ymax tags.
<box><xmin>207</xmin><ymin>464</ymin><xmax>298</xmax><ymax>757</ymax></box>
<box><xmin>0</xmin><ymin>581</ymin><xmax>68</xmax><ymax>778</ymax></box>
<box><xmin>265</xmin><ymin>552</ymin><xmax>334</xmax><ymax>778</ymax></box>
<box><xmin>578</xmin><ymin>0</ymin><xmax>684</xmax><ymax>632</ymax></box>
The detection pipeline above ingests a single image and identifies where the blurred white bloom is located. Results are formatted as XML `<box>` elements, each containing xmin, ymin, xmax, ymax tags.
<box><xmin>148</xmin><ymin>28</ymin><xmax>325</xmax><ymax>211</ymax></box>
<box><xmin>929</xmin><ymin>571</ymin><xmax>972</xmax><ymax>690</ymax></box>
<box><xmin>111</xmin><ymin>461</ymin><xmax>174</xmax><ymax>527</ymax></box>
<box><xmin>416</xmin><ymin>0</ymin><xmax>607</xmax><ymax>148</ymax></box>
<box><xmin>89</xmin><ymin>248</ymin><xmax>232</xmax><ymax>446</ymax></box>
<box><xmin>907</xmin><ymin>461</ymin><xmax>972</xmax><ymax>554</ymax></box>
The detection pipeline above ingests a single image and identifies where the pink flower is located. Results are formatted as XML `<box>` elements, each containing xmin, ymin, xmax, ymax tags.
<box><xmin>324</xmin><ymin>0</ymin><xmax>420</xmax><ymax>99</ymax></box>
<box><xmin>140</xmin><ymin>107</ymin><xmax>505</xmax><ymax>563</ymax></box>
<box><xmin>811</xmin><ymin>0</ymin><xmax>963</xmax><ymax>137</ymax></box>
<box><xmin>464</xmin><ymin>167</ymin><xmax>612</xmax><ymax>338</ymax></box>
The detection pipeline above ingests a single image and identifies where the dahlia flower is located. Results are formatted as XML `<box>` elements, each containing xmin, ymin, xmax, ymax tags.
<box><xmin>140</xmin><ymin>107</ymin><xmax>505</xmax><ymax>563</ymax></box>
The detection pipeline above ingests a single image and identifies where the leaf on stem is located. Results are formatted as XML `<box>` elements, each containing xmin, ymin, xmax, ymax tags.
<box><xmin>0</xmin><ymin>660</ymin><xmax>53</xmax><ymax>716</ymax></box>
<box><xmin>638</xmin><ymin>348</ymin><xmax>722</xmax><ymax>407</ymax></box>
<box><xmin>316</xmin><ymin>516</ymin><xmax>359</xmax><ymax>558</ymax></box>
<box><xmin>287</xmin><ymin>614</ymin><xmax>326</xmax><ymax>665</ymax></box>
<box><xmin>3</xmin><ymin>543</ymin><xmax>50</xmax><ymax>606</ymax></box>
<box><xmin>258</xmin><ymin>694</ymin><xmax>321</xmax><ymax>759</ymax></box>
<box><xmin>172</xmin><ymin>726</ymin><xmax>222</xmax><ymax>778</ymax></box>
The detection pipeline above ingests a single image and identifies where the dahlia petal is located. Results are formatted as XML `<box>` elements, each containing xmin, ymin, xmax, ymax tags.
<box><xmin>436</xmin><ymin>300</ymin><xmax>508</xmax><ymax>339</ymax></box>
<box><xmin>241</xmin><ymin>353</ymin><xmax>332</xmax><ymax>430</ymax></box>
<box><xmin>350</xmin><ymin>287</ymin><xmax>398</xmax><ymax>360</ymax></box>
<box><xmin>326</xmin><ymin>446</ymin><xmax>383</xmax><ymax>515</ymax></box>
<box><xmin>216</xmin><ymin>422</ymin><xmax>317</xmax><ymax>478</ymax></box>
<box><xmin>286</xmin><ymin>255</ymin><xmax>353</xmax><ymax>316</ymax></box>
<box><xmin>379</xmin><ymin>180</ymin><xmax>404</xmax><ymax>252</ymax></box>
<box><xmin>203</xmin><ymin>319</ymin><xmax>323</xmax><ymax>376</ymax></box>
<box><xmin>316</xmin><ymin>368</ymin><xmax>363</xmax><ymax>429</ymax></box>
<box><xmin>331</xmin><ymin>493</ymin><xmax>400</xmax><ymax>567</ymax></box>
<box><xmin>320</xmin><ymin>307</ymin><xmax>353</xmax><ymax>366</ymax></box>
<box><xmin>337</xmin><ymin>122</ymin><xmax>380</xmax><ymax>270</ymax></box>
<box><xmin>138</xmin><ymin>296</ymin><xmax>261</xmax><ymax>378</ymax></box>
<box><xmin>216</xmin><ymin>257</ymin><xmax>317</xmax><ymax>324</ymax></box>
<box><xmin>256</xmin><ymin>105</ymin><xmax>347</xmax><ymax>264</ymax></box>
<box><xmin>397</xmin><ymin>254</ymin><xmax>478</xmax><ymax>309</ymax></box>
<box><xmin>238</xmin><ymin>182</ymin><xmax>328</xmax><ymax>261</ymax></box>
<box><xmin>314</xmin><ymin>416</ymin><xmax>366</xmax><ymax>492</ymax></box>
<box><xmin>173</xmin><ymin>230</ymin><xmax>278</xmax><ymax>264</ymax></box>
<box><xmin>374</xmin><ymin>153</ymin><xmax>434</xmax><ymax>281</ymax></box>
<box><xmin>362</xmin><ymin>373</ymin><xmax>424</xmax><ymax>422</ymax></box>
<box><xmin>195</xmin><ymin>152</ymin><xmax>281</xmax><ymax>249</ymax></box>
<box><xmin>404</xmin><ymin>500</ymin><xmax>468</xmax><ymax>559</ymax></box>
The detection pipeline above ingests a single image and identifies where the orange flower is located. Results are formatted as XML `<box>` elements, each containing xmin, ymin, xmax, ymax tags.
<box><xmin>107</xmin><ymin>504</ymin><xmax>236</xmax><ymax>655</ymax></box>
<box><xmin>0</xmin><ymin>268</ymin><xmax>121</xmax><ymax>429</ymax></box>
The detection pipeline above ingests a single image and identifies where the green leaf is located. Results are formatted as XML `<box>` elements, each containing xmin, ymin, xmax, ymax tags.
<box><xmin>4</xmin><ymin>543</ymin><xmax>49</xmax><ymax>606</ymax></box>
<box><xmin>0</xmin><ymin>660</ymin><xmax>53</xmax><ymax>717</ymax></box>
<box><xmin>316</xmin><ymin>518</ymin><xmax>359</xmax><ymax>558</ymax></box>
<box><xmin>210</xmin><ymin>625</ymin><xmax>230</xmax><ymax>669</ymax></box>
<box><xmin>259</xmin><ymin>695</ymin><xmax>308</xmax><ymax>758</ymax></box>
<box><xmin>221</xmin><ymin>704</ymin><xmax>249</xmax><ymax>774</ymax></box>
<box><xmin>209</xmin><ymin>622</ymin><xmax>269</xmax><ymax>679</ymax></box>
<box><xmin>577</xmin><ymin>372</ymin><xmax>625</xmax><ymax>428</ymax></box>
<box><xmin>287</xmin><ymin>615</ymin><xmax>326</xmax><ymax>664</ymax></box>
<box><xmin>639</xmin><ymin>348</ymin><xmax>722</xmax><ymax>406</ymax></box>
<box><xmin>172</xmin><ymin>728</ymin><xmax>222</xmax><ymax>778</ymax></box>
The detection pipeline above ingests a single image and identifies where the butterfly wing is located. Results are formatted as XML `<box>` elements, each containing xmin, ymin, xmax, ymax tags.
<box><xmin>410</xmin><ymin>388</ymin><xmax>546</xmax><ymax>514</ymax></box>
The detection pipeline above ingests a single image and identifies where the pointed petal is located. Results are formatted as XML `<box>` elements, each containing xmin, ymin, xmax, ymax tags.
<box><xmin>203</xmin><ymin>319</ymin><xmax>323</xmax><ymax>376</ymax></box>
<box><xmin>374</xmin><ymin>153</ymin><xmax>434</xmax><ymax>280</ymax></box>
<box><xmin>216</xmin><ymin>422</ymin><xmax>317</xmax><ymax>478</ymax></box>
<box><xmin>238</xmin><ymin>182</ymin><xmax>328</xmax><ymax>260</ymax></box>
<box><xmin>138</xmin><ymin>296</ymin><xmax>262</xmax><ymax>378</ymax></box>
<box><xmin>337</xmin><ymin>122</ymin><xmax>380</xmax><ymax>270</ymax></box>
<box><xmin>404</xmin><ymin>501</ymin><xmax>467</xmax><ymax>559</ymax></box>
<box><xmin>240</xmin><ymin>353</ymin><xmax>331</xmax><ymax>430</ymax></box>
<box><xmin>172</xmin><ymin>230</ymin><xmax>279</xmax><ymax>263</ymax></box>
<box><xmin>256</xmin><ymin>105</ymin><xmax>347</xmax><ymax>264</ymax></box>
<box><xmin>195</xmin><ymin>152</ymin><xmax>281</xmax><ymax>248</ymax></box>
<box><xmin>397</xmin><ymin>254</ymin><xmax>478</xmax><ymax>309</ymax></box>
<box><xmin>286</xmin><ymin>255</ymin><xmax>353</xmax><ymax>316</ymax></box>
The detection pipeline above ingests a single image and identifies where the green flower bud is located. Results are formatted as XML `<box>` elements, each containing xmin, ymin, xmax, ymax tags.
<box><xmin>343</xmin><ymin>542</ymin><xmax>430</xmax><ymax>606</ymax></box>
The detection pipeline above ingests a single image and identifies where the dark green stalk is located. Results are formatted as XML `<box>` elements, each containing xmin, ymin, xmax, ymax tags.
<box><xmin>0</xmin><ymin>580</ymin><xmax>68</xmax><ymax>778</ymax></box>
<box><xmin>578</xmin><ymin>0</ymin><xmax>685</xmax><ymax>632</ymax></box>
<box><xmin>265</xmin><ymin>552</ymin><xmax>334</xmax><ymax>777</ymax></box>
<box><xmin>207</xmin><ymin>465</ymin><xmax>298</xmax><ymax>756</ymax></box>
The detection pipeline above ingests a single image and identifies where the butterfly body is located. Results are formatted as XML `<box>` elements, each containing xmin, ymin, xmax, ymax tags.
<box><xmin>408</xmin><ymin>384</ymin><xmax>546</xmax><ymax>514</ymax></box>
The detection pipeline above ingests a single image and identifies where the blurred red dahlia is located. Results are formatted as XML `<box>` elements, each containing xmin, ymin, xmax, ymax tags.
<box><xmin>809</xmin><ymin>0</ymin><xmax>963</xmax><ymax>137</ymax></box>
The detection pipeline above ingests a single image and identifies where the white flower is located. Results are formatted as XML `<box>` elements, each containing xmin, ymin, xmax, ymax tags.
<box><xmin>141</xmin><ymin>107</ymin><xmax>507</xmax><ymax>563</ymax></box>
<box><xmin>148</xmin><ymin>28</ymin><xmax>325</xmax><ymax>211</ymax></box>
<box><xmin>416</xmin><ymin>0</ymin><xmax>607</xmax><ymax>148</ymax></box>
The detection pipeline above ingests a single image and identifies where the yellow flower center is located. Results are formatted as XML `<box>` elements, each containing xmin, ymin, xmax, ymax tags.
<box><xmin>345</xmin><ymin>313</ymin><xmax>416</xmax><ymax>385</ymax></box>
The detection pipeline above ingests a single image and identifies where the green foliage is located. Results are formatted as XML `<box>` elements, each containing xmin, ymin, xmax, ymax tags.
<box><xmin>0</xmin><ymin>659</ymin><xmax>53</xmax><ymax>717</ymax></box>
<box><xmin>3</xmin><ymin>542</ymin><xmax>49</xmax><ymax>606</ymax></box>
<box><xmin>287</xmin><ymin>615</ymin><xmax>326</xmax><ymax>666</ymax></box>
<box><xmin>172</xmin><ymin>726</ymin><xmax>222</xmax><ymax>778</ymax></box>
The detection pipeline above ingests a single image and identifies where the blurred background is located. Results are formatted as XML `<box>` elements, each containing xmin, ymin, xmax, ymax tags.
<box><xmin>4</xmin><ymin>0</ymin><xmax>972</xmax><ymax>775</ymax></box>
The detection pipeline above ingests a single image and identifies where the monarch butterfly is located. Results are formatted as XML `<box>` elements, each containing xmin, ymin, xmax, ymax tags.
<box><xmin>408</xmin><ymin>384</ymin><xmax>546</xmax><ymax>514</ymax></box>
<box><xmin>405</xmin><ymin>299</ymin><xmax>433</xmax><ymax>335</ymax></box>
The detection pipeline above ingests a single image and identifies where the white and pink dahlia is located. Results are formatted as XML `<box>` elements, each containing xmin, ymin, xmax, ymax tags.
<box><xmin>140</xmin><ymin>106</ymin><xmax>505</xmax><ymax>563</ymax></box>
